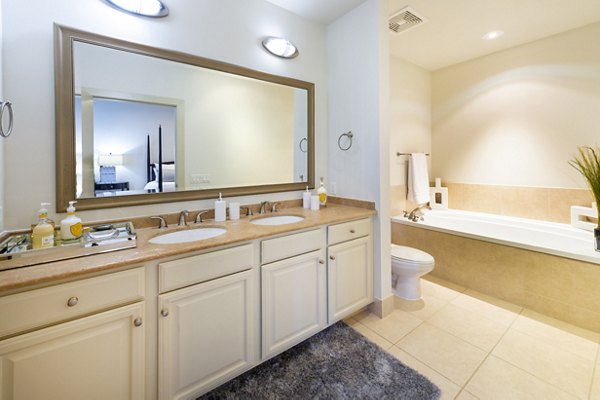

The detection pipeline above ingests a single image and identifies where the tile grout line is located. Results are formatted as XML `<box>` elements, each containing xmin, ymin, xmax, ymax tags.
<box><xmin>453</xmin><ymin>303</ymin><xmax>525</xmax><ymax>398</ymax></box>
<box><xmin>489</xmin><ymin>307</ymin><xmax>588</xmax><ymax>399</ymax></box>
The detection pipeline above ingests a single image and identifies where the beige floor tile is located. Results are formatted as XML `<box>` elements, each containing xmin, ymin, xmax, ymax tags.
<box><xmin>394</xmin><ymin>293</ymin><xmax>448</xmax><ymax>320</ymax></box>
<box><xmin>350</xmin><ymin>309</ymin><xmax>371</xmax><ymax>322</ymax></box>
<box><xmin>591</xmin><ymin>349</ymin><xmax>600</xmax><ymax>400</ymax></box>
<box><xmin>397</xmin><ymin>322</ymin><xmax>488</xmax><ymax>386</ymax></box>
<box><xmin>342</xmin><ymin>317</ymin><xmax>358</xmax><ymax>326</ymax></box>
<box><xmin>428</xmin><ymin>303</ymin><xmax>509</xmax><ymax>352</ymax></box>
<box><xmin>466</xmin><ymin>355</ymin><xmax>578</xmax><ymax>400</ymax></box>
<box><xmin>455</xmin><ymin>390</ymin><xmax>479</xmax><ymax>399</ymax></box>
<box><xmin>512</xmin><ymin>310</ymin><xmax>599</xmax><ymax>362</ymax></box>
<box><xmin>388</xmin><ymin>346</ymin><xmax>461</xmax><ymax>400</ymax></box>
<box><xmin>493</xmin><ymin>329</ymin><xmax>594</xmax><ymax>399</ymax></box>
<box><xmin>350</xmin><ymin>322</ymin><xmax>394</xmax><ymax>351</ymax></box>
<box><xmin>360</xmin><ymin>310</ymin><xmax>422</xmax><ymax>343</ymax></box>
<box><xmin>451</xmin><ymin>290</ymin><xmax>521</xmax><ymax>326</ymax></box>
<box><xmin>421</xmin><ymin>276</ymin><xmax>466</xmax><ymax>301</ymax></box>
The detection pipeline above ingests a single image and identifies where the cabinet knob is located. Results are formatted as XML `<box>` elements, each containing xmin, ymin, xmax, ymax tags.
<box><xmin>160</xmin><ymin>308</ymin><xmax>169</xmax><ymax>317</ymax></box>
<box><xmin>350</xmin><ymin>229</ymin><xmax>356</xmax><ymax>234</ymax></box>
<box><xmin>329</xmin><ymin>256</ymin><xmax>336</xmax><ymax>261</ymax></box>
<box><xmin>66</xmin><ymin>296</ymin><xmax>79</xmax><ymax>307</ymax></box>
<box><xmin>133</xmin><ymin>317</ymin><xmax>143</xmax><ymax>327</ymax></box>
<box><xmin>319</xmin><ymin>259</ymin><xmax>324</xmax><ymax>264</ymax></box>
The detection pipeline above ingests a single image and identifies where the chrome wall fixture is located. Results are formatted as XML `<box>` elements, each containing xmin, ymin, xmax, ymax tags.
<box><xmin>103</xmin><ymin>0</ymin><xmax>169</xmax><ymax>18</ymax></box>
<box><xmin>261</xmin><ymin>37</ymin><xmax>299</xmax><ymax>59</ymax></box>
<box><xmin>338</xmin><ymin>131</ymin><xmax>353</xmax><ymax>151</ymax></box>
<box><xmin>0</xmin><ymin>101</ymin><xmax>14</xmax><ymax>138</ymax></box>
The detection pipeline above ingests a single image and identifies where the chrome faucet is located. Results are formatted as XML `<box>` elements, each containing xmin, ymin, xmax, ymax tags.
<box><xmin>194</xmin><ymin>210</ymin><xmax>209</xmax><ymax>224</ymax></box>
<box><xmin>271</xmin><ymin>202</ymin><xmax>280</xmax><ymax>213</ymax></box>
<box><xmin>259</xmin><ymin>201</ymin><xmax>270</xmax><ymax>214</ymax></box>
<box><xmin>150</xmin><ymin>216</ymin><xmax>167</xmax><ymax>229</ymax></box>
<box><xmin>404</xmin><ymin>204</ymin><xmax>430</xmax><ymax>222</ymax></box>
<box><xmin>178</xmin><ymin>210</ymin><xmax>189</xmax><ymax>226</ymax></box>
<box><xmin>241</xmin><ymin>206</ymin><xmax>253</xmax><ymax>217</ymax></box>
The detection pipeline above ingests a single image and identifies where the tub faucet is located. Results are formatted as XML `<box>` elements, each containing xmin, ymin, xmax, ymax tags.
<box><xmin>406</xmin><ymin>204</ymin><xmax>430</xmax><ymax>222</ymax></box>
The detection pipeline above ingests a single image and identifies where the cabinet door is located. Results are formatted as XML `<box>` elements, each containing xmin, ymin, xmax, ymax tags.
<box><xmin>262</xmin><ymin>249</ymin><xmax>326</xmax><ymax>359</ymax></box>
<box><xmin>328</xmin><ymin>236</ymin><xmax>373</xmax><ymax>324</ymax></box>
<box><xmin>159</xmin><ymin>269</ymin><xmax>256</xmax><ymax>400</ymax></box>
<box><xmin>0</xmin><ymin>303</ymin><xmax>145</xmax><ymax>400</ymax></box>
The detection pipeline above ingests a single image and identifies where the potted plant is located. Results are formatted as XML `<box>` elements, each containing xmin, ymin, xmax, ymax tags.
<box><xmin>570</xmin><ymin>146</ymin><xmax>600</xmax><ymax>251</ymax></box>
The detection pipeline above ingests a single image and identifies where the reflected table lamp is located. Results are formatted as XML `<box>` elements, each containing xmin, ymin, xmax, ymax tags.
<box><xmin>98</xmin><ymin>153</ymin><xmax>123</xmax><ymax>183</ymax></box>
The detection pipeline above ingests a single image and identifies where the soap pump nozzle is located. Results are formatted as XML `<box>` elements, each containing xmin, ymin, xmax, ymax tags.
<box><xmin>67</xmin><ymin>200</ymin><xmax>77</xmax><ymax>214</ymax></box>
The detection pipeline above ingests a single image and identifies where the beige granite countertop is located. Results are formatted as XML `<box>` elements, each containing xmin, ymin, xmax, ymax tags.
<box><xmin>0</xmin><ymin>204</ymin><xmax>375</xmax><ymax>294</ymax></box>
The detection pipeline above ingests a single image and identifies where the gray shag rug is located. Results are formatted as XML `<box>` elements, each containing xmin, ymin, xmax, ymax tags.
<box><xmin>200</xmin><ymin>321</ymin><xmax>441</xmax><ymax>400</ymax></box>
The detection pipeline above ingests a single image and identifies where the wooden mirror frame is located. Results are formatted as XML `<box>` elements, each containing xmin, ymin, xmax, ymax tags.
<box><xmin>54</xmin><ymin>24</ymin><xmax>314</xmax><ymax>211</ymax></box>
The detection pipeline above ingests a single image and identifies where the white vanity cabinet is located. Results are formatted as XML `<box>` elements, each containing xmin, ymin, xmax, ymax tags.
<box><xmin>260</xmin><ymin>228</ymin><xmax>327</xmax><ymax>359</ymax></box>
<box><xmin>327</xmin><ymin>218</ymin><xmax>373</xmax><ymax>324</ymax></box>
<box><xmin>157</xmin><ymin>243</ymin><xmax>258</xmax><ymax>400</ymax></box>
<box><xmin>0</xmin><ymin>268</ymin><xmax>146</xmax><ymax>400</ymax></box>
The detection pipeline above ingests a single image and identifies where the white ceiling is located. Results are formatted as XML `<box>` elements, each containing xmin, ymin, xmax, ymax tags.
<box><xmin>266</xmin><ymin>0</ymin><xmax>600</xmax><ymax>71</ymax></box>
<box><xmin>264</xmin><ymin>0</ymin><xmax>367</xmax><ymax>24</ymax></box>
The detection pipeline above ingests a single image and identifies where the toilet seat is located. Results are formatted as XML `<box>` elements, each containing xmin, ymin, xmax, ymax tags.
<box><xmin>391</xmin><ymin>244</ymin><xmax>434</xmax><ymax>265</ymax></box>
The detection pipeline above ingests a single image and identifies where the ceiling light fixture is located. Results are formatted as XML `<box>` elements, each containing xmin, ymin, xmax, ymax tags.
<box><xmin>482</xmin><ymin>30</ymin><xmax>504</xmax><ymax>40</ymax></box>
<box><xmin>104</xmin><ymin>0</ymin><xmax>169</xmax><ymax>18</ymax></box>
<box><xmin>261</xmin><ymin>37</ymin><xmax>299</xmax><ymax>59</ymax></box>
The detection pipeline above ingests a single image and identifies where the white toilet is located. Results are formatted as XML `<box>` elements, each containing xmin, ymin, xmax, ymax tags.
<box><xmin>391</xmin><ymin>244</ymin><xmax>435</xmax><ymax>300</ymax></box>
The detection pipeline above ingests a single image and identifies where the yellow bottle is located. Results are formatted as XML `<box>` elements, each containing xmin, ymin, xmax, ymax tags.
<box><xmin>32</xmin><ymin>203</ymin><xmax>55</xmax><ymax>249</ymax></box>
<box><xmin>318</xmin><ymin>177</ymin><xmax>327</xmax><ymax>207</ymax></box>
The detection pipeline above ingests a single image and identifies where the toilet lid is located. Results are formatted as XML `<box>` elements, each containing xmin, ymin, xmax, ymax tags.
<box><xmin>391</xmin><ymin>245</ymin><xmax>434</xmax><ymax>264</ymax></box>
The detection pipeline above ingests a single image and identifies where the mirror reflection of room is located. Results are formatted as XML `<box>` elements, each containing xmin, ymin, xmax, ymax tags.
<box><xmin>75</xmin><ymin>96</ymin><xmax>177</xmax><ymax>198</ymax></box>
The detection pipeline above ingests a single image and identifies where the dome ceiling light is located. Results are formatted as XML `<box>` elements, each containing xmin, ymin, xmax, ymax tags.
<box><xmin>261</xmin><ymin>37</ymin><xmax>299</xmax><ymax>59</ymax></box>
<box><xmin>104</xmin><ymin>0</ymin><xmax>169</xmax><ymax>18</ymax></box>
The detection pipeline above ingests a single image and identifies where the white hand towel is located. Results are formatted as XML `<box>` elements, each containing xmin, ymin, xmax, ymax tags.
<box><xmin>407</xmin><ymin>153</ymin><xmax>430</xmax><ymax>205</ymax></box>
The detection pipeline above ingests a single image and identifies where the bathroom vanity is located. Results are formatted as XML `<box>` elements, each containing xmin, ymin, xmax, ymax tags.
<box><xmin>0</xmin><ymin>204</ymin><xmax>373</xmax><ymax>400</ymax></box>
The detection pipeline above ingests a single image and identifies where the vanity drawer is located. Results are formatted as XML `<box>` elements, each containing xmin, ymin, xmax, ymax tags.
<box><xmin>262</xmin><ymin>228</ymin><xmax>323</xmax><ymax>264</ymax></box>
<box><xmin>159</xmin><ymin>243</ymin><xmax>255</xmax><ymax>293</ymax></box>
<box><xmin>328</xmin><ymin>218</ymin><xmax>371</xmax><ymax>246</ymax></box>
<box><xmin>0</xmin><ymin>267</ymin><xmax>145</xmax><ymax>339</ymax></box>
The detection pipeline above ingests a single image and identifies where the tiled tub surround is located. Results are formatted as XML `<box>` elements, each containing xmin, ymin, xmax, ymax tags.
<box><xmin>391</xmin><ymin>217</ymin><xmax>600</xmax><ymax>333</ymax></box>
<box><xmin>390</xmin><ymin>182</ymin><xmax>594</xmax><ymax>224</ymax></box>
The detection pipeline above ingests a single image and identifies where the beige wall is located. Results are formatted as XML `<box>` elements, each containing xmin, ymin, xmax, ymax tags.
<box><xmin>431</xmin><ymin>22</ymin><xmax>600</xmax><ymax>190</ymax></box>
<box><xmin>389</xmin><ymin>56</ymin><xmax>431</xmax><ymax>216</ymax></box>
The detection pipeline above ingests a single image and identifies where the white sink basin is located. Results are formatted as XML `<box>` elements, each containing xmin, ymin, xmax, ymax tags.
<box><xmin>149</xmin><ymin>228</ymin><xmax>227</xmax><ymax>244</ymax></box>
<box><xmin>250</xmin><ymin>215</ymin><xmax>305</xmax><ymax>226</ymax></box>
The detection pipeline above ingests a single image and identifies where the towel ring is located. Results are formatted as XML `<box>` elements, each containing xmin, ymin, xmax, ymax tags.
<box><xmin>0</xmin><ymin>102</ymin><xmax>13</xmax><ymax>138</ymax></box>
<box><xmin>337</xmin><ymin>131</ymin><xmax>353</xmax><ymax>151</ymax></box>
<box><xmin>299</xmin><ymin>137</ymin><xmax>307</xmax><ymax>153</ymax></box>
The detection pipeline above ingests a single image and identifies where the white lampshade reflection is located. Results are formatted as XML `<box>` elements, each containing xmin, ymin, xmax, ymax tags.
<box><xmin>98</xmin><ymin>154</ymin><xmax>124</xmax><ymax>166</ymax></box>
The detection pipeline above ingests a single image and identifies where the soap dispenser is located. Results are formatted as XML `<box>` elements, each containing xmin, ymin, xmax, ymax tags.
<box><xmin>303</xmin><ymin>186</ymin><xmax>311</xmax><ymax>209</ymax></box>
<box><xmin>60</xmin><ymin>201</ymin><xmax>83</xmax><ymax>242</ymax></box>
<box><xmin>318</xmin><ymin>177</ymin><xmax>327</xmax><ymax>207</ymax></box>
<box><xmin>32</xmin><ymin>203</ymin><xmax>55</xmax><ymax>249</ymax></box>
<box><xmin>215</xmin><ymin>193</ymin><xmax>226</xmax><ymax>222</ymax></box>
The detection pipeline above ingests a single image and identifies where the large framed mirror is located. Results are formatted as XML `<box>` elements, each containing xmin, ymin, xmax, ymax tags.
<box><xmin>55</xmin><ymin>25</ymin><xmax>314</xmax><ymax>211</ymax></box>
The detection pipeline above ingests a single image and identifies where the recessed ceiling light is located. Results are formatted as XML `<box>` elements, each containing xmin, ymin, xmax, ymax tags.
<box><xmin>482</xmin><ymin>30</ymin><xmax>504</xmax><ymax>40</ymax></box>
<box><xmin>261</xmin><ymin>37</ymin><xmax>299</xmax><ymax>59</ymax></box>
<box><xmin>104</xmin><ymin>0</ymin><xmax>169</xmax><ymax>18</ymax></box>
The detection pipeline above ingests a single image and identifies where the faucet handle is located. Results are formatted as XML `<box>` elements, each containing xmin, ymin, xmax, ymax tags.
<box><xmin>241</xmin><ymin>206</ymin><xmax>253</xmax><ymax>216</ymax></box>
<box><xmin>150</xmin><ymin>216</ymin><xmax>168</xmax><ymax>229</ymax></box>
<box><xmin>271</xmin><ymin>202</ymin><xmax>280</xmax><ymax>213</ymax></box>
<box><xmin>194</xmin><ymin>210</ymin><xmax>209</xmax><ymax>224</ymax></box>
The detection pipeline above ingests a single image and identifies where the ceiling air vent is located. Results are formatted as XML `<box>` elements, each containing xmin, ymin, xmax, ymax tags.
<box><xmin>389</xmin><ymin>6</ymin><xmax>427</xmax><ymax>35</ymax></box>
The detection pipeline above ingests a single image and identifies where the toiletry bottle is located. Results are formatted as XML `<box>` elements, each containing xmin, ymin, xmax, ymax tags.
<box><xmin>215</xmin><ymin>193</ymin><xmax>226</xmax><ymax>222</ymax></box>
<box><xmin>303</xmin><ymin>186</ymin><xmax>311</xmax><ymax>209</ymax></box>
<box><xmin>318</xmin><ymin>177</ymin><xmax>327</xmax><ymax>207</ymax></box>
<box><xmin>60</xmin><ymin>201</ymin><xmax>83</xmax><ymax>242</ymax></box>
<box><xmin>32</xmin><ymin>203</ymin><xmax>55</xmax><ymax>249</ymax></box>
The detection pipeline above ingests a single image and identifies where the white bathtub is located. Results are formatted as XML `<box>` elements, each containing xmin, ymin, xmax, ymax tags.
<box><xmin>392</xmin><ymin>209</ymin><xmax>600</xmax><ymax>265</ymax></box>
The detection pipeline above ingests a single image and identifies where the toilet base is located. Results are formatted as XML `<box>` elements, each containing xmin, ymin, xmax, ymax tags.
<box><xmin>392</xmin><ymin>275</ymin><xmax>423</xmax><ymax>301</ymax></box>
